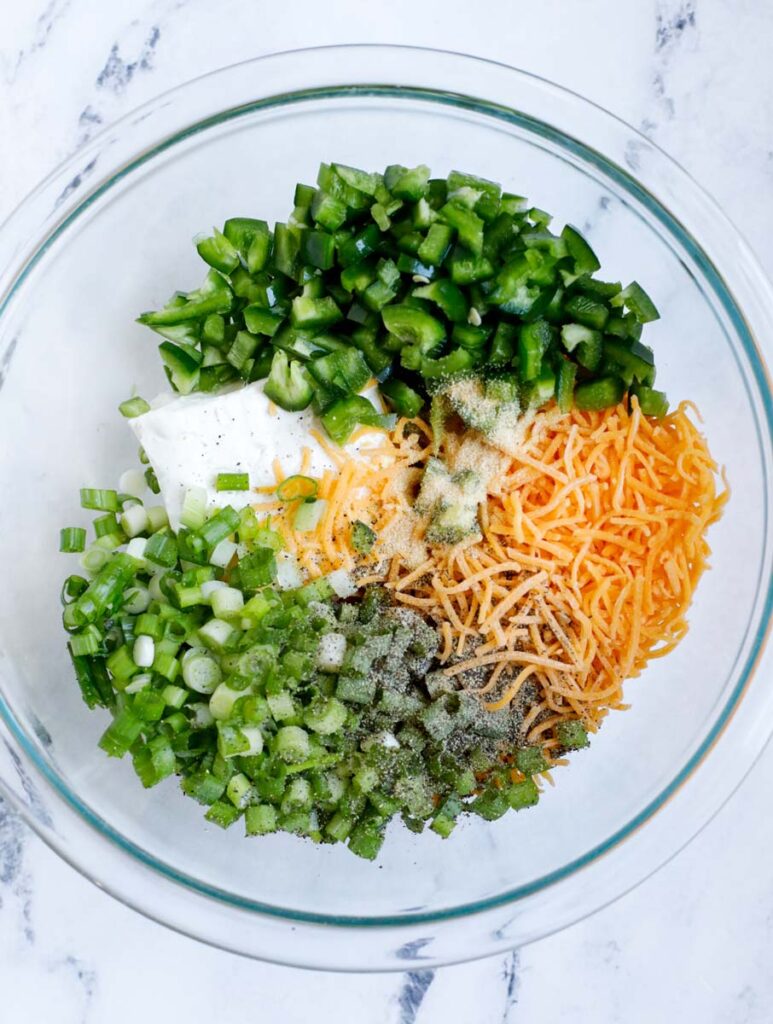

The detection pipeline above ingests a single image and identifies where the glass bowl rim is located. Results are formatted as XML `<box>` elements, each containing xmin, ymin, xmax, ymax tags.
<box><xmin>0</xmin><ymin>43</ymin><xmax>771</xmax><ymax>934</ymax></box>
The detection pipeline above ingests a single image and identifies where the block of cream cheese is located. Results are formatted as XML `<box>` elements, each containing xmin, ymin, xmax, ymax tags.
<box><xmin>129</xmin><ymin>382</ymin><xmax>385</xmax><ymax>529</ymax></box>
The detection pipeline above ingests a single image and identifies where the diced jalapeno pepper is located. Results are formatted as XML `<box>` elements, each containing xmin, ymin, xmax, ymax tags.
<box><xmin>196</xmin><ymin>228</ymin><xmax>240</xmax><ymax>274</ymax></box>
<box><xmin>612</xmin><ymin>281</ymin><xmax>660</xmax><ymax>323</ymax></box>
<box><xmin>223</xmin><ymin>217</ymin><xmax>271</xmax><ymax>273</ymax></box>
<box><xmin>556</xmin><ymin>358</ymin><xmax>577</xmax><ymax>413</ymax></box>
<box><xmin>574</xmin><ymin>376</ymin><xmax>625</xmax><ymax>411</ymax></box>
<box><xmin>518</xmin><ymin>319</ymin><xmax>552</xmax><ymax>381</ymax></box>
<box><xmin>439</xmin><ymin>200</ymin><xmax>485</xmax><ymax>256</ymax></box>
<box><xmin>561</xmin><ymin>224</ymin><xmax>600</xmax><ymax>275</ymax></box>
<box><xmin>380</xmin><ymin>378</ymin><xmax>425</xmax><ymax>418</ymax></box>
<box><xmin>413</xmin><ymin>280</ymin><xmax>468</xmax><ymax>323</ymax></box>
<box><xmin>263</xmin><ymin>351</ymin><xmax>314</xmax><ymax>411</ymax></box>
<box><xmin>381</xmin><ymin>304</ymin><xmax>446</xmax><ymax>349</ymax></box>
<box><xmin>631</xmin><ymin>383</ymin><xmax>669</xmax><ymax>417</ymax></box>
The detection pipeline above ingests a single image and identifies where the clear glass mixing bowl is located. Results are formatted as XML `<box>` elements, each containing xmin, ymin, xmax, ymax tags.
<box><xmin>0</xmin><ymin>46</ymin><xmax>771</xmax><ymax>971</ymax></box>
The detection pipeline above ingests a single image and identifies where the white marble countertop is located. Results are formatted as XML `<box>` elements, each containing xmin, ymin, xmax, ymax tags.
<box><xmin>2</xmin><ymin>2</ymin><xmax>773</xmax><ymax>1020</ymax></box>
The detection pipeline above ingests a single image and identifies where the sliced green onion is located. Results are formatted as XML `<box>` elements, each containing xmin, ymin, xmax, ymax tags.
<box><xmin>152</xmin><ymin>650</ymin><xmax>180</xmax><ymax>682</ymax></box>
<box><xmin>120</xmin><ymin>504</ymin><xmax>149</xmax><ymax>538</ymax></box>
<box><xmin>118</xmin><ymin>469</ymin><xmax>147</xmax><ymax>498</ymax></box>
<box><xmin>210</xmin><ymin>586</ymin><xmax>244</xmax><ymax>620</ymax></box>
<box><xmin>180</xmin><ymin>487</ymin><xmax>208</xmax><ymax>530</ymax></box>
<box><xmin>132</xmin><ymin>635</ymin><xmax>155</xmax><ymax>668</ymax></box>
<box><xmin>68</xmin><ymin>624</ymin><xmax>102</xmax><ymax>656</ymax></box>
<box><xmin>146</xmin><ymin>506</ymin><xmax>169</xmax><ymax>532</ymax></box>
<box><xmin>124</xmin><ymin>672</ymin><xmax>153</xmax><ymax>695</ymax></box>
<box><xmin>119</xmin><ymin>396</ymin><xmax>151</xmax><ymax>418</ymax></box>
<box><xmin>274</xmin><ymin>726</ymin><xmax>311</xmax><ymax>764</ymax></box>
<box><xmin>144</xmin><ymin>530</ymin><xmax>178</xmax><ymax>568</ymax></box>
<box><xmin>277</xmin><ymin>475</ymin><xmax>318</xmax><ymax>502</ymax></box>
<box><xmin>209</xmin><ymin>538</ymin><xmax>237</xmax><ymax>569</ymax></box>
<box><xmin>61</xmin><ymin>574</ymin><xmax>88</xmax><ymax>604</ymax></box>
<box><xmin>209</xmin><ymin>681</ymin><xmax>245</xmax><ymax>719</ymax></box>
<box><xmin>125</xmin><ymin>537</ymin><xmax>148</xmax><ymax>567</ymax></box>
<box><xmin>189</xmin><ymin>702</ymin><xmax>215</xmax><ymax>729</ymax></box>
<box><xmin>226</xmin><ymin>772</ymin><xmax>254</xmax><ymax>809</ymax></box>
<box><xmin>79</xmin><ymin>546</ymin><xmax>110</xmax><ymax>575</ymax></box>
<box><xmin>205</xmin><ymin>801</ymin><xmax>242</xmax><ymax>829</ymax></box>
<box><xmin>293</xmin><ymin>498</ymin><xmax>326</xmax><ymax>533</ymax></box>
<box><xmin>94</xmin><ymin>531</ymin><xmax>125</xmax><ymax>552</ymax></box>
<box><xmin>274</xmin><ymin>551</ymin><xmax>303</xmax><ymax>590</ymax></box>
<box><xmin>93</xmin><ymin>512</ymin><xmax>119</xmax><ymax>539</ymax></box>
<box><xmin>60</xmin><ymin>527</ymin><xmax>86</xmax><ymax>553</ymax></box>
<box><xmin>98</xmin><ymin>708</ymin><xmax>143</xmax><ymax>757</ymax></box>
<box><xmin>182</xmin><ymin>651</ymin><xmax>222</xmax><ymax>694</ymax></box>
<box><xmin>145</xmin><ymin>467</ymin><xmax>160</xmax><ymax>494</ymax></box>
<box><xmin>238</xmin><ymin>548</ymin><xmax>277</xmax><ymax>589</ymax></box>
<box><xmin>304</xmin><ymin>696</ymin><xmax>347</xmax><ymax>735</ymax></box>
<box><xmin>162</xmin><ymin>683</ymin><xmax>187</xmax><ymax>709</ymax></box>
<box><xmin>215</xmin><ymin>472</ymin><xmax>250</xmax><ymax>492</ymax></box>
<box><xmin>80</xmin><ymin>488</ymin><xmax>119</xmax><ymax>512</ymax></box>
<box><xmin>198</xmin><ymin>506</ymin><xmax>240</xmax><ymax>548</ymax></box>
<box><xmin>106</xmin><ymin>644</ymin><xmax>138</xmax><ymax>681</ymax></box>
<box><xmin>74</xmin><ymin>554</ymin><xmax>136</xmax><ymax>624</ymax></box>
<box><xmin>198</xmin><ymin>618</ymin><xmax>238</xmax><ymax>654</ymax></box>
<box><xmin>122</xmin><ymin>585</ymin><xmax>150</xmax><ymax>615</ymax></box>
<box><xmin>266</xmin><ymin>691</ymin><xmax>296</xmax><ymax>721</ymax></box>
<box><xmin>135</xmin><ymin>612</ymin><xmax>162</xmax><ymax>639</ymax></box>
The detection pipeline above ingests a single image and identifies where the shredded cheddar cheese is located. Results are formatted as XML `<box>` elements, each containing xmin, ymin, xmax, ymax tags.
<box><xmin>259</xmin><ymin>400</ymin><xmax>726</xmax><ymax>756</ymax></box>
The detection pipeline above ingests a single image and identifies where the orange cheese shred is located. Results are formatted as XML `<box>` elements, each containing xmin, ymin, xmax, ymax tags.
<box><xmin>257</xmin><ymin>398</ymin><xmax>726</xmax><ymax>753</ymax></box>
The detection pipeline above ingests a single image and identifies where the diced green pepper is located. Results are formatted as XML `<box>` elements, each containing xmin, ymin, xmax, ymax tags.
<box><xmin>452</xmin><ymin>323</ymin><xmax>490</xmax><ymax>350</ymax></box>
<box><xmin>489</xmin><ymin>322</ymin><xmax>517</xmax><ymax>365</ymax></box>
<box><xmin>556</xmin><ymin>720</ymin><xmax>590</xmax><ymax>750</ymax></box>
<box><xmin>291</xmin><ymin>294</ymin><xmax>342</xmax><ymax>330</ymax></box>
<box><xmin>385</xmin><ymin>164</ymin><xmax>430</xmax><ymax>201</ymax></box>
<box><xmin>338</xmin><ymin>224</ymin><xmax>382</xmax><ymax>268</ymax></box>
<box><xmin>518</xmin><ymin>319</ymin><xmax>552</xmax><ymax>381</ymax></box>
<box><xmin>561</xmin><ymin>224</ymin><xmax>600</xmax><ymax>274</ymax></box>
<box><xmin>417</xmin><ymin>223</ymin><xmax>454</xmax><ymax>266</ymax></box>
<box><xmin>420</xmin><ymin>347</ymin><xmax>473</xmax><ymax>378</ymax></box>
<box><xmin>273</xmin><ymin>222</ymin><xmax>301</xmax><ymax>278</ymax></box>
<box><xmin>196</xmin><ymin>228</ymin><xmax>240</xmax><ymax>274</ymax></box>
<box><xmin>321</xmin><ymin>395</ymin><xmax>391</xmax><ymax>445</ymax></box>
<box><xmin>223</xmin><ymin>217</ymin><xmax>271</xmax><ymax>273</ymax></box>
<box><xmin>631</xmin><ymin>383</ymin><xmax>669</xmax><ymax>417</ymax></box>
<box><xmin>563</xmin><ymin>293</ymin><xmax>609</xmax><ymax>330</ymax></box>
<box><xmin>311</xmin><ymin>190</ymin><xmax>348</xmax><ymax>231</ymax></box>
<box><xmin>138</xmin><ymin>271</ymin><xmax>233</xmax><ymax>327</ymax></box>
<box><xmin>605</xmin><ymin>338</ymin><xmax>656</xmax><ymax>386</ymax></box>
<box><xmin>413</xmin><ymin>280</ymin><xmax>468</xmax><ymax>323</ymax></box>
<box><xmin>556</xmin><ymin>358</ymin><xmax>577</xmax><ymax>413</ymax></box>
<box><xmin>308</xmin><ymin>347</ymin><xmax>371</xmax><ymax>395</ymax></box>
<box><xmin>574</xmin><ymin>376</ymin><xmax>625</xmax><ymax>411</ymax></box>
<box><xmin>380</xmin><ymin>378</ymin><xmax>425</xmax><ymax>418</ymax></box>
<box><xmin>613</xmin><ymin>281</ymin><xmax>660</xmax><ymax>323</ymax></box>
<box><xmin>351</xmin><ymin>520</ymin><xmax>377</xmax><ymax>554</ymax></box>
<box><xmin>382</xmin><ymin>304</ymin><xmax>446</xmax><ymax>349</ymax></box>
<box><xmin>439</xmin><ymin>200</ymin><xmax>485</xmax><ymax>256</ymax></box>
<box><xmin>263</xmin><ymin>351</ymin><xmax>314</xmax><ymax>411</ymax></box>
<box><xmin>300</xmin><ymin>230</ymin><xmax>336</xmax><ymax>271</ymax></box>
<box><xmin>243</xmin><ymin>304</ymin><xmax>284</xmax><ymax>337</ymax></box>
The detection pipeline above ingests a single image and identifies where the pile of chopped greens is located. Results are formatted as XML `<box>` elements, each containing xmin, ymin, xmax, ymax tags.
<box><xmin>138</xmin><ymin>161</ymin><xmax>668</xmax><ymax>446</ymax></box>
<box><xmin>60</xmin><ymin>492</ymin><xmax>589</xmax><ymax>859</ymax></box>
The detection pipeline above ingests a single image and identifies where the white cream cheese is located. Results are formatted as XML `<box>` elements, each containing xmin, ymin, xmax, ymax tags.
<box><xmin>129</xmin><ymin>382</ymin><xmax>385</xmax><ymax>529</ymax></box>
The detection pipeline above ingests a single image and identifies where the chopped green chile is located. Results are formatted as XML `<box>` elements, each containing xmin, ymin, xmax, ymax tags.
<box><xmin>137</xmin><ymin>161</ymin><xmax>662</xmax><ymax>426</ymax></box>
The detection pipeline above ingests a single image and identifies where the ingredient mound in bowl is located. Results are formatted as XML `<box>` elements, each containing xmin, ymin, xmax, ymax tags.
<box><xmin>58</xmin><ymin>162</ymin><xmax>726</xmax><ymax>858</ymax></box>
